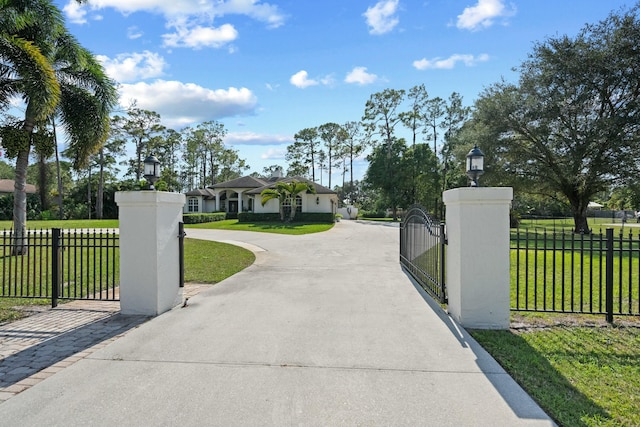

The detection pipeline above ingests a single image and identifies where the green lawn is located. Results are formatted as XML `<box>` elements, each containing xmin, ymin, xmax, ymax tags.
<box><xmin>510</xmin><ymin>227</ymin><xmax>640</xmax><ymax>316</ymax></box>
<box><xmin>185</xmin><ymin>219</ymin><xmax>334</xmax><ymax>235</ymax></box>
<box><xmin>358</xmin><ymin>217</ymin><xmax>401</xmax><ymax>222</ymax></box>
<box><xmin>517</xmin><ymin>217</ymin><xmax>640</xmax><ymax>237</ymax></box>
<box><xmin>3</xmin><ymin>217</ymin><xmax>638</xmax><ymax>426</ymax></box>
<box><xmin>183</xmin><ymin>238</ymin><xmax>254</xmax><ymax>283</ymax></box>
<box><xmin>0</xmin><ymin>218</ymin><xmax>326</xmax><ymax>323</ymax></box>
<box><xmin>471</xmin><ymin>322</ymin><xmax>640</xmax><ymax>427</ymax></box>
<box><xmin>0</xmin><ymin>218</ymin><xmax>335</xmax><ymax>235</ymax></box>
<box><xmin>0</xmin><ymin>237</ymin><xmax>254</xmax><ymax>324</ymax></box>
<box><xmin>0</xmin><ymin>219</ymin><xmax>119</xmax><ymax>230</ymax></box>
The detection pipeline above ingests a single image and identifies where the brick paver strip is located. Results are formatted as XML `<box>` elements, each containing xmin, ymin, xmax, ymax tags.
<box><xmin>0</xmin><ymin>284</ymin><xmax>209</xmax><ymax>402</ymax></box>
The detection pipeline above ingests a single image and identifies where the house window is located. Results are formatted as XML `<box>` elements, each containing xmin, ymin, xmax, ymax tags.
<box><xmin>188</xmin><ymin>198</ymin><xmax>199</xmax><ymax>213</ymax></box>
<box><xmin>282</xmin><ymin>196</ymin><xmax>303</xmax><ymax>217</ymax></box>
<box><xmin>219</xmin><ymin>192</ymin><xmax>227</xmax><ymax>212</ymax></box>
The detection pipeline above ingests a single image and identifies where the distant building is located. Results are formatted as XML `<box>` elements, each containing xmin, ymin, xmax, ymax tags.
<box><xmin>184</xmin><ymin>170</ymin><xmax>337</xmax><ymax>216</ymax></box>
<box><xmin>0</xmin><ymin>180</ymin><xmax>37</xmax><ymax>195</ymax></box>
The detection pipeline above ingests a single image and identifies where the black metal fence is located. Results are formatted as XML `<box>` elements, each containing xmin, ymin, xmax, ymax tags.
<box><xmin>0</xmin><ymin>228</ymin><xmax>119</xmax><ymax>307</ymax></box>
<box><xmin>511</xmin><ymin>228</ymin><xmax>640</xmax><ymax>322</ymax></box>
<box><xmin>400</xmin><ymin>205</ymin><xmax>447</xmax><ymax>303</ymax></box>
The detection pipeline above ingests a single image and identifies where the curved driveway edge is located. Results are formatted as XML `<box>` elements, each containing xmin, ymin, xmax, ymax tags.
<box><xmin>0</xmin><ymin>220</ymin><xmax>555</xmax><ymax>426</ymax></box>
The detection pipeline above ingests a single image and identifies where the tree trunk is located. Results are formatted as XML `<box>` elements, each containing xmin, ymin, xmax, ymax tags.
<box><xmin>53</xmin><ymin>119</ymin><xmax>64</xmax><ymax>220</ymax></box>
<box><xmin>573</xmin><ymin>211</ymin><xmax>590</xmax><ymax>234</ymax></box>
<box><xmin>97</xmin><ymin>149</ymin><xmax>104</xmax><ymax>219</ymax></box>
<box><xmin>289</xmin><ymin>198</ymin><xmax>297</xmax><ymax>221</ymax></box>
<box><xmin>87</xmin><ymin>167</ymin><xmax>92</xmax><ymax>219</ymax></box>
<box><xmin>38</xmin><ymin>153</ymin><xmax>49</xmax><ymax>210</ymax></box>
<box><xmin>135</xmin><ymin>138</ymin><xmax>142</xmax><ymax>182</ymax></box>
<box><xmin>13</xmin><ymin>147</ymin><xmax>31</xmax><ymax>255</ymax></box>
<box><xmin>328</xmin><ymin>147</ymin><xmax>332</xmax><ymax>189</ymax></box>
<box><xmin>570</xmin><ymin>197</ymin><xmax>591</xmax><ymax>234</ymax></box>
<box><xmin>349</xmin><ymin>147</ymin><xmax>354</xmax><ymax>203</ymax></box>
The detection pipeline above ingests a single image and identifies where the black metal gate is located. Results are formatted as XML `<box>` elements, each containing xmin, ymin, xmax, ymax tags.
<box><xmin>0</xmin><ymin>228</ymin><xmax>119</xmax><ymax>307</ymax></box>
<box><xmin>400</xmin><ymin>205</ymin><xmax>447</xmax><ymax>303</ymax></box>
<box><xmin>178</xmin><ymin>222</ymin><xmax>185</xmax><ymax>288</ymax></box>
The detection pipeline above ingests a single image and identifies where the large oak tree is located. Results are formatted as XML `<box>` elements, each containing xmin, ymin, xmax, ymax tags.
<box><xmin>467</xmin><ymin>5</ymin><xmax>640</xmax><ymax>233</ymax></box>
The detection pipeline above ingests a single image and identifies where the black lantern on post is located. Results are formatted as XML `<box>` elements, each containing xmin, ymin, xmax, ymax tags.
<box><xmin>465</xmin><ymin>145</ymin><xmax>484</xmax><ymax>187</ymax></box>
<box><xmin>143</xmin><ymin>155</ymin><xmax>161</xmax><ymax>190</ymax></box>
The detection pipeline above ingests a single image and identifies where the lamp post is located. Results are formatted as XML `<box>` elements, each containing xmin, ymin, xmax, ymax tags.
<box><xmin>143</xmin><ymin>155</ymin><xmax>161</xmax><ymax>190</ymax></box>
<box><xmin>466</xmin><ymin>145</ymin><xmax>484</xmax><ymax>187</ymax></box>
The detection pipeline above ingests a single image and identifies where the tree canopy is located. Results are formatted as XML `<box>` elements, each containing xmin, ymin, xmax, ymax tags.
<box><xmin>464</xmin><ymin>5</ymin><xmax>640</xmax><ymax>232</ymax></box>
<box><xmin>1</xmin><ymin>0</ymin><xmax>116</xmax><ymax>250</ymax></box>
<box><xmin>260</xmin><ymin>179</ymin><xmax>316</xmax><ymax>222</ymax></box>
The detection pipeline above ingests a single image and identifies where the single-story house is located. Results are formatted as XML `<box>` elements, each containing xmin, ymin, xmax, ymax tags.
<box><xmin>184</xmin><ymin>170</ymin><xmax>338</xmax><ymax>216</ymax></box>
<box><xmin>0</xmin><ymin>179</ymin><xmax>37</xmax><ymax>195</ymax></box>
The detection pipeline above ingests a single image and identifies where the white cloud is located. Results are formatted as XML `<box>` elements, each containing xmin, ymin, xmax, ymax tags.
<box><xmin>63</xmin><ymin>0</ymin><xmax>286</xmax><ymax>28</ymax></box>
<box><xmin>320</xmin><ymin>74</ymin><xmax>336</xmax><ymax>86</ymax></box>
<box><xmin>363</xmin><ymin>0</ymin><xmax>399</xmax><ymax>35</ymax></box>
<box><xmin>208</xmin><ymin>0</ymin><xmax>286</xmax><ymax>29</ymax></box>
<box><xmin>118</xmin><ymin>80</ymin><xmax>258</xmax><ymax>128</ymax></box>
<box><xmin>127</xmin><ymin>26</ymin><xmax>143</xmax><ymax>40</ymax></box>
<box><xmin>64</xmin><ymin>1</ymin><xmax>88</xmax><ymax>24</ymax></box>
<box><xmin>163</xmin><ymin>23</ymin><xmax>238</xmax><ymax>49</ymax></box>
<box><xmin>456</xmin><ymin>0</ymin><xmax>515</xmax><ymax>31</ymax></box>
<box><xmin>226</xmin><ymin>132</ymin><xmax>293</xmax><ymax>146</ymax></box>
<box><xmin>413</xmin><ymin>53</ymin><xmax>490</xmax><ymax>70</ymax></box>
<box><xmin>344</xmin><ymin>67</ymin><xmax>378</xmax><ymax>85</ymax></box>
<box><xmin>97</xmin><ymin>51</ymin><xmax>167</xmax><ymax>83</ymax></box>
<box><xmin>290</xmin><ymin>70</ymin><xmax>318</xmax><ymax>89</ymax></box>
<box><xmin>260</xmin><ymin>148</ymin><xmax>287</xmax><ymax>160</ymax></box>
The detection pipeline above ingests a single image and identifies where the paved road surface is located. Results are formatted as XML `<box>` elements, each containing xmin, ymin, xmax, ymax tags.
<box><xmin>0</xmin><ymin>220</ymin><xmax>554</xmax><ymax>426</ymax></box>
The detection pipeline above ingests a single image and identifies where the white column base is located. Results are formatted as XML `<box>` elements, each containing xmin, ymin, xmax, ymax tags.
<box><xmin>115</xmin><ymin>191</ymin><xmax>186</xmax><ymax>316</ymax></box>
<box><xmin>443</xmin><ymin>187</ymin><xmax>513</xmax><ymax>329</ymax></box>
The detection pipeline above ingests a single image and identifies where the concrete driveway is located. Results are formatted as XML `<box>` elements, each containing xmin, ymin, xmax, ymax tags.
<box><xmin>0</xmin><ymin>220</ymin><xmax>554</xmax><ymax>426</ymax></box>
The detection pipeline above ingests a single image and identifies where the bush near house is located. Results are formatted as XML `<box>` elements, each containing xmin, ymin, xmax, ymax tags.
<box><xmin>358</xmin><ymin>210</ymin><xmax>387</xmax><ymax>219</ymax></box>
<box><xmin>238</xmin><ymin>212</ymin><xmax>334</xmax><ymax>223</ymax></box>
<box><xmin>0</xmin><ymin>194</ymin><xmax>41</xmax><ymax>220</ymax></box>
<box><xmin>183</xmin><ymin>213</ymin><xmax>226</xmax><ymax>224</ymax></box>
<box><xmin>238</xmin><ymin>213</ymin><xmax>280</xmax><ymax>222</ymax></box>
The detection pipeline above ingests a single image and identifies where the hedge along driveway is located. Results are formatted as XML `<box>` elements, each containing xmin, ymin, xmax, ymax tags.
<box><xmin>184</xmin><ymin>220</ymin><xmax>334</xmax><ymax>235</ymax></box>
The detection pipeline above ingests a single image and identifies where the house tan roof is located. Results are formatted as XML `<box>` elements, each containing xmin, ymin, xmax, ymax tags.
<box><xmin>187</xmin><ymin>175</ymin><xmax>336</xmax><ymax>197</ymax></box>
<box><xmin>209</xmin><ymin>176</ymin><xmax>267</xmax><ymax>189</ymax></box>
<box><xmin>0</xmin><ymin>179</ymin><xmax>37</xmax><ymax>194</ymax></box>
<box><xmin>185</xmin><ymin>188</ymin><xmax>216</xmax><ymax>199</ymax></box>
<box><xmin>245</xmin><ymin>176</ymin><xmax>336</xmax><ymax>195</ymax></box>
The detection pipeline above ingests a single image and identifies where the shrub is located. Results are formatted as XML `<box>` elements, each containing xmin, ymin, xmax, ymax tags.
<box><xmin>359</xmin><ymin>210</ymin><xmax>386</xmax><ymax>219</ymax></box>
<box><xmin>238</xmin><ymin>212</ymin><xmax>334</xmax><ymax>223</ymax></box>
<box><xmin>297</xmin><ymin>212</ymin><xmax>334</xmax><ymax>223</ymax></box>
<box><xmin>183</xmin><ymin>212</ymin><xmax>226</xmax><ymax>224</ymax></box>
<box><xmin>39</xmin><ymin>210</ymin><xmax>55</xmax><ymax>220</ymax></box>
<box><xmin>238</xmin><ymin>212</ymin><xmax>281</xmax><ymax>222</ymax></box>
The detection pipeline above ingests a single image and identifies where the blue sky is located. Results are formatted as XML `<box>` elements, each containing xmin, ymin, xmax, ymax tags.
<box><xmin>54</xmin><ymin>0</ymin><xmax>632</xmax><ymax>182</ymax></box>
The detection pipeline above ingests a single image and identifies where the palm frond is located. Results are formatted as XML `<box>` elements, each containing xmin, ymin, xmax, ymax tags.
<box><xmin>0</xmin><ymin>35</ymin><xmax>60</xmax><ymax>120</ymax></box>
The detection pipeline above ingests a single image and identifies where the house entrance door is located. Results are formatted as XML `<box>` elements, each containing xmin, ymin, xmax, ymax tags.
<box><xmin>229</xmin><ymin>201</ymin><xmax>238</xmax><ymax>213</ymax></box>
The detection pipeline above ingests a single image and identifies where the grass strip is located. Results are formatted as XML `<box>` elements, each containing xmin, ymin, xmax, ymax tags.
<box><xmin>470</xmin><ymin>325</ymin><xmax>640</xmax><ymax>427</ymax></box>
<box><xmin>183</xmin><ymin>238</ymin><xmax>254</xmax><ymax>284</ymax></box>
<box><xmin>0</xmin><ymin>238</ymin><xmax>255</xmax><ymax>324</ymax></box>
<box><xmin>185</xmin><ymin>219</ymin><xmax>334</xmax><ymax>235</ymax></box>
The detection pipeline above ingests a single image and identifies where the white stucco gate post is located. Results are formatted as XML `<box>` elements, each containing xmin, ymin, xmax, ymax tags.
<box><xmin>115</xmin><ymin>191</ymin><xmax>186</xmax><ymax>316</ymax></box>
<box><xmin>442</xmin><ymin>187</ymin><xmax>513</xmax><ymax>329</ymax></box>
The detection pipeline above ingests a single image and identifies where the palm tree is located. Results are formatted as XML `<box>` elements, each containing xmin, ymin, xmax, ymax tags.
<box><xmin>1</xmin><ymin>0</ymin><xmax>117</xmax><ymax>252</ymax></box>
<box><xmin>260</xmin><ymin>179</ymin><xmax>316</xmax><ymax>222</ymax></box>
<box><xmin>0</xmin><ymin>0</ymin><xmax>60</xmax><ymax>115</ymax></box>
